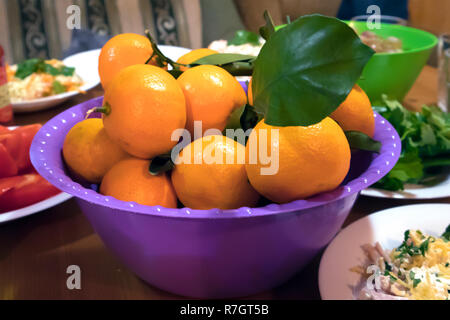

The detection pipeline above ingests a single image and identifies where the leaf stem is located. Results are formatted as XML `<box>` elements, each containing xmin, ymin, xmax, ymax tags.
<box><xmin>85</xmin><ymin>102</ymin><xmax>111</xmax><ymax>119</ymax></box>
<box><xmin>144</xmin><ymin>30</ymin><xmax>188</xmax><ymax>70</ymax></box>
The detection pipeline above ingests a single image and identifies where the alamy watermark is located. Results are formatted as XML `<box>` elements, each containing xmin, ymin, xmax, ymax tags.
<box><xmin>366</xmin><ymin>5</ymin><xmax>381</xmax><ymax>30</ymax></box>
<box><xmin>66</xmin><ymin>265</ymin><xmax>81</xmax><ymax>290</ymax></box>
<box><xmin>170</xmin><ymin>121</ymin><xmax>280</xmax><ymax>176</ymax></box>
<box><xmin>66</xmin><ymin>5</ymin><xmax>81</xmax><ymax>30</ymax></box>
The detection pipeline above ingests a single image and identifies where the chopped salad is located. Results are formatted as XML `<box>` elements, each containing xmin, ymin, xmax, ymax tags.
<box><xmin>6</xmin><ymin>58</ymin><xmax>84</xmax><ymax>102</ymax></box>
<box><xmin>354</xmin><ymin>225</ymin><xmax>450</xmax><ymax>300</ymax></box>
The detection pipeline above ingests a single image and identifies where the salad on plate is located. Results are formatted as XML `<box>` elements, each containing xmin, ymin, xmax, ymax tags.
<box><xmin>6</xmin><ymin>58</ymin><xmax>84</xmax><ymax>102</ymax></box>
<box><xmin>354</xmin><ymin>226</ymin><xmax>450</xmax><ymax>300</ymax></box>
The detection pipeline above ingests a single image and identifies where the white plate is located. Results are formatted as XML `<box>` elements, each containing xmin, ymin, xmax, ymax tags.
<box><xmin>318</xmin><ymin>203</ymin><xmax>450</xmax><ymax>300</ymax></box>
<box><xmin>10</xmin><ymin>45</ymin><xmax>191</xmax><ymax>113</ymax></box>
<box><xmin>159</xmin><ymin>44</ymin><xmax>191</xmax><ymax>61</ymax></box>
<box><xmin>0</xmin><ymin>126</ymin><xmax>72</xmax><ymax>223</ymax></box>
<box><xmin>362</xmin><ymin>169</ymin><xmax>450</xmax><ymax>199</ymax></box>
<box><xmin>0</xmin><ymin>192</ymin><xmax>72</xmax><ymax>224</ymax></box>
<box><xmin>12</xmin><ymin>49</ymin><xmax>101</xmax><ymax>113</ymax></box>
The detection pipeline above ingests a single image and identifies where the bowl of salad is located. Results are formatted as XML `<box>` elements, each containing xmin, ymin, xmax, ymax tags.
<box><xmin>348</xmin><ymin>21</ymin><xmax>438</xmax><ymax>103</ymax></box>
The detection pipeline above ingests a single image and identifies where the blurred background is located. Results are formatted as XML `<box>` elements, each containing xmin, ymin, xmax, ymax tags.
<box><xmin>0</xmin><ymin>0</ymin><xmax>449</xmax><ymax>64</ymax></box>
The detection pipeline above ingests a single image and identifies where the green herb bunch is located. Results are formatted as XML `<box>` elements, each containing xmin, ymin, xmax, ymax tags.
<box><xmin>373</xmin><ymin>96</ymin><xmax>450</xmax><ymax>191</ymax></box>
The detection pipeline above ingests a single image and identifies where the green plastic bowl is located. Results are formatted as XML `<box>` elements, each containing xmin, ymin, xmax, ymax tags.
<box><xmin>348</xmin><ymin>21</ymin><xmax>438</xmax><ymax>103</ymax></box>
<box><xmin>276</xmin><ymin>21</ymin><xmax>437</xmax><ymax>103</ymax></box>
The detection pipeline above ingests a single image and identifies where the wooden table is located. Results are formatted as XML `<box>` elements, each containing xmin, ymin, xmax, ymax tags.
<box><xmin>1</xmin><ymin>66</ymin><xmax>449</xmax><ymax>300</ymax></box>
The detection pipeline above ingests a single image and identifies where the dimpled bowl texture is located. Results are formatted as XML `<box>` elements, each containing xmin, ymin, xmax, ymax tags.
<box><xmin>30</xmin><ymin>86</ymin><xmax>400</xmax><ymax>298</ymax></box>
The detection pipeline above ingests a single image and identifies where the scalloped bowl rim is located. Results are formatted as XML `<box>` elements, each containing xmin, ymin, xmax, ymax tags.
<box><xmin>30</xmin><ymin>96</ymin><xmax>401</xmax><ymax>220</ymax></box>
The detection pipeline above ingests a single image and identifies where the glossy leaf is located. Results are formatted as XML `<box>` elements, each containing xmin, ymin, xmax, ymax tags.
<box><xmin>149</xmin><ymin>155</ymin><xmax>174</xmax><ymax>176</ymax></box>
<box><xmin>14</xmin><ymin>59</ymin><xmax>75</xmax><ymax>79</ymax></box>
<box><xmin>191</xmin><ymin>53</ymin><xmax>255</xmax><ymax>66</ymax></box>
<box><xmin>345</xmin><ymin>131</ymin><xmax>381</xmax><ymax>153</ymax></box>
<box><xmin>259</xmin><ymin>10</ymin><xmax>276</xmax><ymax>41</ymax></box>
<box><xmin>240</xmin><ymin>104</ymin><xmax>262</xmax><ymax>131</ymax></box>
<box><xmin>252</xmin><ymin>14</ymin><xmax>374</xmax><ymax>127</ymax></box>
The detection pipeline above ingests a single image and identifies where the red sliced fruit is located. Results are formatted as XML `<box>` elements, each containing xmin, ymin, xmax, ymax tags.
<box><xmin>0</xmin><ymin>132</ymin><xmax>22</xmax><ymax>161</ymax></box>
<box><xmin>13</xmin><ymin>124</ymin><xmax>42</xmax><ymax>172</ymax></box>
<box><xmin>0</xmin><ymin>125</ymin><xmax>10</xmax><ymax>134</ymax></box>
<box><xmin>0</xmin><ymin>144</ymin><xmax>18</xmax><ymax>178</ymax></box>
<box><xmin>0</xmin><ymin>173</ymin><xmax>60</xmax><ymax>213</ymax></box>
<box><xmin>13</xmin><ymin>124</ymin><xmax>42</xmax><ymax>144</ymax></box>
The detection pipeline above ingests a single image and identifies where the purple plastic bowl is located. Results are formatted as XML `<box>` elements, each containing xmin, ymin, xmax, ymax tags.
<box><xmin>30</xmin><ymin>92</ymin><xmax>400</xmax><ymax>298</ymax></box>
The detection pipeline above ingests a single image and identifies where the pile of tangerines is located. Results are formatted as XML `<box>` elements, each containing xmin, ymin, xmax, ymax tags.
<box><xmin>62</xmin><ymin>33</ymin><xmax>375</xmax><ymax>210</ymax></box>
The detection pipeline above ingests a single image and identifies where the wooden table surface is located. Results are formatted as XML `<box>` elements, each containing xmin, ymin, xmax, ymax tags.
<box><xmin>1</xmin><ymin>66</ymin><xmax>449</xmax><ymax>300</ymax></box>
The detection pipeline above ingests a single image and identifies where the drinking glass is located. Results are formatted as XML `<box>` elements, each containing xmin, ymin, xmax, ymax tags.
<box><xmin>351</xmin><ymin>15</ymin><xmax>407</xmax><ymax>26</ymax></box>
<box><xmin>438</xmin><ymin>34</ymin><xmax>450</xmax><ymax>112</ymax></box>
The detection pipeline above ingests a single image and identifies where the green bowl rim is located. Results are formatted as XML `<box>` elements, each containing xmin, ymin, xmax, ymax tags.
<box><xmin>276</xmin><ymin>20</ymin><xmax>438</xmax><ymax>56</ymax></box>
<box><xmin>345</xmin><ymin>20</ymin><xmax>438</xmax><ymax>56</ymax></box>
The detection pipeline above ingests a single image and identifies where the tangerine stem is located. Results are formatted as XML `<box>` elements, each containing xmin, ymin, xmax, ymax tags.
<box><xmin>144</xmin><ymin>29</ymin><xmax>188</xmax><ymax>70</ymax></box>
<box><xmin>85</xmin><ymin>103</ymin><xmax>111</xmax><ymax>119</ymax></box>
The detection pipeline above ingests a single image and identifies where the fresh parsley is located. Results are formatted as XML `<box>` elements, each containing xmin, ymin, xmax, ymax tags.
<box><xmin>14</xmin><ymin>58</ymin><xmax>75</xmax><ymax>80</ymax></box>
<box><xmin>373</xmin><ymin>96</ymin><xmax>450</xmax><ymax>191</ymax></box>
<box><xmin>52</xmin><ymin>80</ymin><xmax>66</xmax><ymax>94</ymax></box>
<box><xmin>442</xmin><ymin>224</ymin><xmax>450</xmax><ymax>242</ymax></box>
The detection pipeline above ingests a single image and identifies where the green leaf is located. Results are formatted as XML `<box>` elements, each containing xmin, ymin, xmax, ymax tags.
<box><xmin>374</xmin><ymin>96</ymin><xmax>450</xmax><ymax>191</ymax></box>
<box><xmin>168</xmin><ymin>69</ymin><xmax>183</xmax><ymax>79</ymax></box>
<box><xmin>345</xmin><ymin>131</ymin><xmax>381</xmax><ymax>153</ymax></box>
<box><xmin>52</xmin><ymin>80</ymin><xmax>66</xmax><ymax>94</ymax></box>
<box><xmin>442</xmin><ymin>224</ymin><xmax>450</xmax><ymax>242</ymax></box>
<box><xmin>225</xmin><ymin>105</ymin><xmax>246</xmax><ymax>131</ymax></box>
<box><xmin>422</xmin><ymin>156</ymin><xmax>450</xmax><ymax>169</ymax></box>
<box><xmin>374</xmin><ymin>149</ymin><xmax>424</xmax><ymax>190</ymax></box>
<box><xmin>14</xmin><ymin>58</ymin><xmax>41</xmax><ymax>79</ymax></box>
<box><xmin>240</xmin><ymin>104</ymin><xmax>262</xmax><ymax>131</ymax></box>
<box><xmin>149</xmin><ymin>155</ymin><xmax>174</xmax><ymax>175</ymax></box>
<box><xmin>259</xmin><ymin>10</ymin><xmax>276</xmax><ymax>41</ymax></box>
<box><xmin>60</xmin><ymin>66</ymin><xmax>75</xmax><ymax>76</ymax></box>
<box><xmin>14</xmin><ymin>58</ymin><xmax>76</xmax><ymax>79</ymax></box>
<box><xmin>38</xmin><ymin>62</ymin><xmax>60</xmax><ymax>75</ymax></box>
<box><xmin>389</xmin><ymin>150</ymin><xmax>424</xmax><ymax>182</ymax></box>
<box><xmin>228</xmin><ymin>30</ymin><xmax>260</xmax><ymax>46</ymax></box>
<box><xmin>252</xmin><ymin>14</ymin><xmax>374</xmax><ymax>127</ymax></box>
<box><xmin>191</xmin><ymin>53</ymin><xmax>255</xmax><ymax>66</ymax></box>
<box><xmin>220</xmin><ymin>61</ymin><xmax>254</xmax><ymax>77</ymax></box>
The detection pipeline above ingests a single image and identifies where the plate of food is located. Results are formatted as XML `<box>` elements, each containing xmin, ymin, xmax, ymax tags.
<box><xmin>319</xmin><ymin>203</ymin><xmax>450</xmax><ymax>300</ymax></box>
<box><xmin>7</xmin><ymin>44</ymin><xmax>192</xmax><ymax>113</ymax></box>
<box><xmin>7</xmin><ymin>49</ymin><xmax>99</xmax><ymax>112</ymax></box>
<box><xmin>361</xmin><ymin>97</ymin><xmax>450</xmax><ymax>199</ymax></box>
<box><xmin>0</xmin><ymin>124</ymin><xmax>70</xmax><ymax>223</ymax></box>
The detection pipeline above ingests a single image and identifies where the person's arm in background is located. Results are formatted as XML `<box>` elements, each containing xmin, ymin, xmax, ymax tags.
<box><xmin>280</xmin><ymin>0</ymin><xmax>342</xmax><ymax>20</ymax></box>
<box><xmin>409</xmin><ymin>0</ymin><xmax>450</xmax><ymax>35</ymax></box>
<box><xmin>233</xmin><ymin>0</ymin><xmax>284</xmax><ymax>32</ymax></box>
<box><xmin>233</xmin><ymin>0</ymin><xmax>344</xmax><ymax>32</ymax></box>
<box><xmin>200</xmin><ymin>0</ymin><xmax>247</xmax><ymax>46</ymax></box>
<box><xmin>337</xmin><ymin>0</ymin><xmax>408</xmax><ymax>20</ymax></box>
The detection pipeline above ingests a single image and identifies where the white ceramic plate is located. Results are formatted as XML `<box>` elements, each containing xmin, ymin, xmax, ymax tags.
<box><xmin>319</xmin><ymin>203</ymin><xmax>450</xmax><ymax>300</ymax></box>
<box><xmin>10</xmin><ymin>45</ymin><xmax>191</xmax><ymax>113</ymax></box>
<box><xmin>0</xmin><ymin>126</ymin><xmax>72</xmax><ymax>223</ymax></box>
<box><xmin>11</xmin><ymin>49</ymin><xmax>101</xmax><ymax>113</ymax></box>
<box><xmin>0</xmin><ymin>192</ymin><xmax>72</xmax><ymax>224</ymax></box>
<box><xmin>362</xmin><ymin>169</ymin><xmax>450</xmax><ymax>199</ymax></box>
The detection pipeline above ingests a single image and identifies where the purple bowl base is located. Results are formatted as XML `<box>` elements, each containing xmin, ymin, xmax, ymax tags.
<box><xmin>78</xmin><ymin>194</ymin><xmax>357</xmax><ymax>298</ymax></box>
